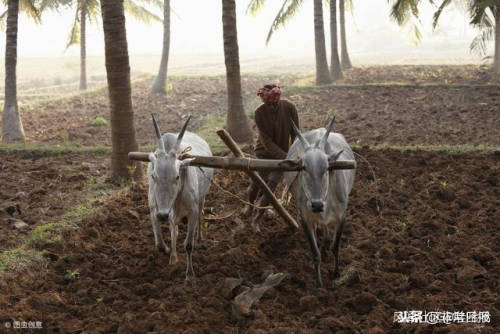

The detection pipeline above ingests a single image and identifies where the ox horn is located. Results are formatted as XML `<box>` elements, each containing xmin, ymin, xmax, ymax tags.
<box><xmin>151</xmin><ymin>113</ymin><xmax>165</xmax><ymax>152</ymax></box>
<box><xmin>290</xmin><ymin>119</ymin><xmax>308</xmax><ymax>148</ymax></box>
<box><xmin>175</xmin><ymin>115</ymin><xmax>191</xmax><ymax>152</ymax></box>
<box><xmin>316</xmin><ymin>116</ymin><xmax>335</xmax><ymax>149</ymax></box>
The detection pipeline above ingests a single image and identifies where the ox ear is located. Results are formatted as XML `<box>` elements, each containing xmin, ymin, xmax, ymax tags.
<box><xmin>328</xmin><ymin>149</ymin><xmax>344</xmax><ymax>165</ymax></box>
<box><xmin>148</xmin><ymin>153</ymin><xmax>157</xmax><ymax>163</ymax></box>
<box><xmin>179</xmin><ymin>158</ymin><xmax>195</xmax><ymax>169</ymax></box>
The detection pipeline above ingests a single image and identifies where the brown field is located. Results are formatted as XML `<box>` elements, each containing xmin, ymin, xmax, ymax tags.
<box><xmin>0</xmin><ymin>65</ymin><xmax>498</xmax><ymax>333</ymax></box>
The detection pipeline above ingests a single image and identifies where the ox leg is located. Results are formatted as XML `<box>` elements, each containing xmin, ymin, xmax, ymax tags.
<box><xmin>169</xmin><ymin>219</ymin><xmax>179</xmax><ymax>265</ymax></box>
<box><xmin>196</xmin><ymin>199</ymin><xmax>205</xmax><ymax>244</ymax></box>
<box><xmin>330</xmin><ymin>216</ymin><xmax>346</xmax><ymax>280</ymax></box>
<box><xmin>184</xmin><ymin>211</ymin><xmax>198</xmax><ymax>285</ymax></box>
<box><xmin>300</xmin><ymin>214</ymin><xmax>323</xmax><ymax>288</ymax></box>
<box><xmin>321</xmin><ymin>224</ymin><xmax>332</xmax><ymax>258</ymax></box>
<box><xmin>151</xmin><ymin>214</ymin><xmax>169</xmax><ymax>254</ymax></box>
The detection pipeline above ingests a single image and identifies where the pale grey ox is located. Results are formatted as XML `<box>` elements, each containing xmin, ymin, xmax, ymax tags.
<box><xmin>284</xmin><ymin>118</ymin><xmax>355</xmax><ymax>288</ymax></box>
<box><xmin>147</xmin><ymin>115</ymin><xmax>213</xmax><ymax>284</ymax></box>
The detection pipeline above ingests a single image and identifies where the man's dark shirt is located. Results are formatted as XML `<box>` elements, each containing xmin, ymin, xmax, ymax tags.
<box><xmin>254</xmin><ymin>99</ymin><xmax>299</xmax><ymax>159</ymax></box>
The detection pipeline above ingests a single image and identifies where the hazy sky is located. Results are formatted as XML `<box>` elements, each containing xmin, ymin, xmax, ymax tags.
<box><xmin>0</xmin><ymin>0</ymin><xmax>489</xmax><ymax>65</ymax></box>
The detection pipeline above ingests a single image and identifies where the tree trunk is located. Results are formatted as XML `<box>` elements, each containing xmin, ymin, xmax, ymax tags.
<box><xmin>313</xmin><ymin>0</ymin><xmax>332</xmax><ymax>85</ymax></box>
<box><xmin>151</xmin><ymin>0</ymin><xmax>170</xmax><ymax>94</ymax></box>
<box><xmin>221</xmin><ymin>0</ymin><xmax>253</xmax><ymax>143</ymax></box>
<box><xmin>494</xmin><ymin>6</ymin><xmax>500</xmax><ymax>71</ymax></box>
<box><xmin>101</xmin><ymin>0</ymin><xmax>141</xmax><ymax>182</ymax></box>
<box><xmin>339</xmin><ymin>0</ymin><xmax>352</xmax><ymax>69</ymax></box>
<box><xmin>2</xmin><ymin>0</ymin><xmax>25</xmax><ymax>143</ymax></box>
<box><xmin>80</xmin><ymin>0</ymin><xmax>88</xmax><ymax>90</ymax></box>
<box><xmin>329</xmin><ymin>0</ymin><xmax>342</xmax><ymax>81</ymax></box>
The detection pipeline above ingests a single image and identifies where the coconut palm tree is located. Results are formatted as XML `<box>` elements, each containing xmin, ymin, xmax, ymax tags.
<box><xmin>150</xmin><ymin>0</ymin><xmax>169</xmax><ymax>94</ymax></box>
<box><xmin>101</xmin><ymin>0</ymin><xmax>140</xmax><ymax>181</ymax></box>
<box><xmin>339</xmin><ymin>0</ymin><xmax>352</xmax><ymax>69</ymax></box>
<box><xmin>390</xmin><ymin>0</ymin><xmax>500</xmax><ymax>70</ymax></box>
<box><xmin>330</xmin><ymin>0</ymin><xmax>342</xmax><ymax>80</ymax></box>
<box><xmin>222</xmin><ymin>0</ymin><xmax>253</xmax><ymax>143</ymax></box>
<box><xmin>247</xmin><ymin>0</ymin><xmax>332</xmax><ymax>85</ymax></box>
<box><xmin>1</xmin><ymin>0</ymin><xmax>40</xmax><ymax>143</ymax></box>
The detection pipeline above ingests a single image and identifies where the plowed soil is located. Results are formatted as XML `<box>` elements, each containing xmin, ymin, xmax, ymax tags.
<box><xmin>1</xmin><ymin>65</ymin><xmax>498</xmax><ymax>333</ymax></box>
<box><xmin>1</xmin><ymin>149</ymin><xmax>498</xmax><ymax>333</ymax></box>
<box><xmin>0</xmin><ymin>152</ymin><xmax>108</xmax><ymax>252</ymax></box>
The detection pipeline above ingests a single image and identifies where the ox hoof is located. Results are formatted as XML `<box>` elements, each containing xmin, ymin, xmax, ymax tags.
<box><xmin>155</xmin><ymin>243</ymin><xmax>170</xmax><ymax>254</ymax></box>
<box><xmin>169</xmin><ymin>254</ymin><xmax>178</xmax><ymax>265</ymax></box>
<box><xmin>185</xmin><ymin>276</ymin><xmax>196</xmax><ymax>287</ymax></box>
<box><xmin>251</xmin><ymin>222</ymin><xmax>261</xmax><ymax>233</ymax></box>
<box><xmin>329</xmin><ymin>270</ymin><xmax>340</xmax><ymax>281</ymax></box>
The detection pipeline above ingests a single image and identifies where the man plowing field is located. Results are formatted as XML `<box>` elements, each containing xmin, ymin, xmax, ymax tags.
<box><xmin>243</xmin><ymin>84</ymin><xmax>299</xmax><ymax>232</ymax></box>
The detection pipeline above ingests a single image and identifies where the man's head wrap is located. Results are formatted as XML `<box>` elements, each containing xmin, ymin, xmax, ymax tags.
<box><xmin>257</xmin><ymin>84</ymin><xmax>282</xmax><ymax>104</ymax></box>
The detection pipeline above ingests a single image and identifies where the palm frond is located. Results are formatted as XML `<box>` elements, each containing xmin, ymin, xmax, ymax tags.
<box><xmin>246</xmin><ymin>0</ymin><xmax>266</xmax><ymax>16</ymax></box>
<box><xmin>19</xmin><ymin>0</ymin><xmax>41</xmax><ymax>23</ymax></box>
<box><xmin>124</xmin><ymin>0</ymin><xmax>162</xmax><ymax>24</ymax></box>
<box><xmin>265</xmin><ymin>0</ymin><xmax>304</xmax><ymax>44</ymax></box>
<box><xmin>0</xmin><ymin>9</ymin><xmax>7</xmax><ymax>30</ymax></box>
<box><xmin>344</xmin><ymin>0</ymin><xmax>354</xmax><ymax>13</ymax></box>
<box><xmin>39</xmin><ymin>0</ymin><xmax>72</xmax><ymax>13</ymax></box>
<box><xmin>389</xmin><ymin>0</ymin><xmax>420</xmax><ymax>26</ymax></box>
<box><xmin>66</xmin><ymin>6</ymin><xmax>80</xmax><ymax>49</ymax></box>
<box><xmin>469</xmin><ymin>25</ymin><xmax>494</xmax><ymax>56</ymax></box>
<box><xmin>87</xmin><ymin>0</ymin><xmax>101</xmax><ymax>23</ymax></box>
<box><xmin>432</xmin><ymin>0</ymin><xmax>452</xmax><ymax>28</ymax></box>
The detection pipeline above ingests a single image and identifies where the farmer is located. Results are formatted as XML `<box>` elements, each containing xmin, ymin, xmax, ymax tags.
<box><xmin>243</xmin><ymin>84</ymin><xmax>299</xmax><ymax>231</ymax></box>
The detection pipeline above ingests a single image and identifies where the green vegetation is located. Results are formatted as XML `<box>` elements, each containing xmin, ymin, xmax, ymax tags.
<box><xmin>197</xmin><ymin>115</ymin><xmax>227</xmax><ymax>154</ymax></box>
<box><xmin>26</xmin><ymin>221</ymin><xmax>78</xmax><ymax>249</ymax></box>
<box><xmin>0</xmin><ymin>143</ymin><xmax>109</xmax><ymax>156</ymax></box>
<box><xmin>65</xmin><ymin>269</ymin><xmax>80</xmax><ymax>281</ymax></box>
<box><xmin>0</xmin><ymin>248</ymin><xmax>43</xmax><ymax>272</ymax></box>
<box><xmin>91</xmin><ymin>117</ymin><xmax>108</xmax><ymax>126</ymax></box>
<box><xmin>358</xmin><ymin>144</ymin><xmax>500</xmax><ymax>155</ymax></box>
<box><xmin>393</xmin><ymin>219</ymin><xmax>412</xmax><ymax>232</ymax></box>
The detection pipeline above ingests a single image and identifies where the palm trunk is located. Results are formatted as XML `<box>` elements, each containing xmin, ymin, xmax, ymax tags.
<box><xmin>2</xmin><ymin>0</ymin><xmax>24</xmax><ymax>143</ymax></box>
<box><xmin>339</xmin><ymin>0</ymin><xmax>352</xmax><ymax>69</ymax></box>
<box><xmin>494</xmin><ymin>6</ymin><xmax>500</xmax><ymax>71</ymax></box>
<box><xmin>329</xmin><ymin>0</ymin><xmax>342</xmax><ymax>81</ymax></box>
<box><xmin>221</xmin><ymin>0</ymin><xmax>253</xmax><ymax>143</ymax></box>
<box><xmin>80</xmin><ymin>0</ymin><xmax>88</xmax><ymax>90</ymax></box>
<box><xmin>151</xmin><ymin>0</ymin><xmax>170</xmax><ymax>94</ymax></box>
<box><xmin>313</xmin><ymin>0</ymin><xmax>332</xmax><ymax>85</ymax></box>
<box><xmin>101</xmin><ymin>0</ymin><xmax>141</xmax><ymax>181</ymax></box>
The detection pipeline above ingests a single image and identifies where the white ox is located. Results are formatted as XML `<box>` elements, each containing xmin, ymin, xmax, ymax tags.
<box><xmin>285</xmin><ymin>118</ymin><xmax>355</xmax><ymax>288</ymax></box>
<box><xmin>147</xmin><ymin>115</ymin><xmax>213</xmax><ymax>284</ymax></box>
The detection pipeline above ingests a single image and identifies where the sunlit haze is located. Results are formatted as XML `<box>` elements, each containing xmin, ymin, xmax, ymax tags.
<box><xmin>0</xmin><ymin>0</ymin><xmax>489</xmax><ymax>79</ymax></box>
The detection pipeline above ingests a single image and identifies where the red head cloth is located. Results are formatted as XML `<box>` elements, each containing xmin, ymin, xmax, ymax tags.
<box><xmin>257</xmin><ymin>86</ymin><xmax>282</xmax><ymax>104</ymax></box>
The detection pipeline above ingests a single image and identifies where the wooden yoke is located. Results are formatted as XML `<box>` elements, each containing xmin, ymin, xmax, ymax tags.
<box><xmin>216</xmin><ymin>129</ymin><xmax>299</xmax><ymax>230</ymax></box>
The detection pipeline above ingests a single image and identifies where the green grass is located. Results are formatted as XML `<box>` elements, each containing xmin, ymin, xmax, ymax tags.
<box><xmin>197</xmin><ymin>115</ymin><xmax>227</xmax><ymax>154</ymax></box>
<box><xmin>355</xmin><ymin>144</ymin><xmax>500</xmax><ymax>155</ymax></box>
<box><xmin>0</xmin><ymin>247</ymin><xmax>43</xmax><ymax>272</ymax></box>
<box><xmin>26</xmin><ymin>221</ymin><xmax>78</xmax><ymax>249</ymax></box>
<box><xmin>0</xmin><ymin>143</ymin><xmax>110</xmax><ymax>156</ymax></box>
<box><xmin>91</xmin><ymin>117</ymin><xmax>107</xmax><ymax>126</ymax></box>
<box><xmin>65</xmin><ymin>269</ymin><xmax>80</xmax><ymax>281</ymax></box>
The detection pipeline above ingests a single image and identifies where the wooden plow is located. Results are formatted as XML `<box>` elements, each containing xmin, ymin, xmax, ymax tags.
<box><xmin>128</xmin><ymin>129</ymin><xmax>356</xmax><ymax>230</ymax></box>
